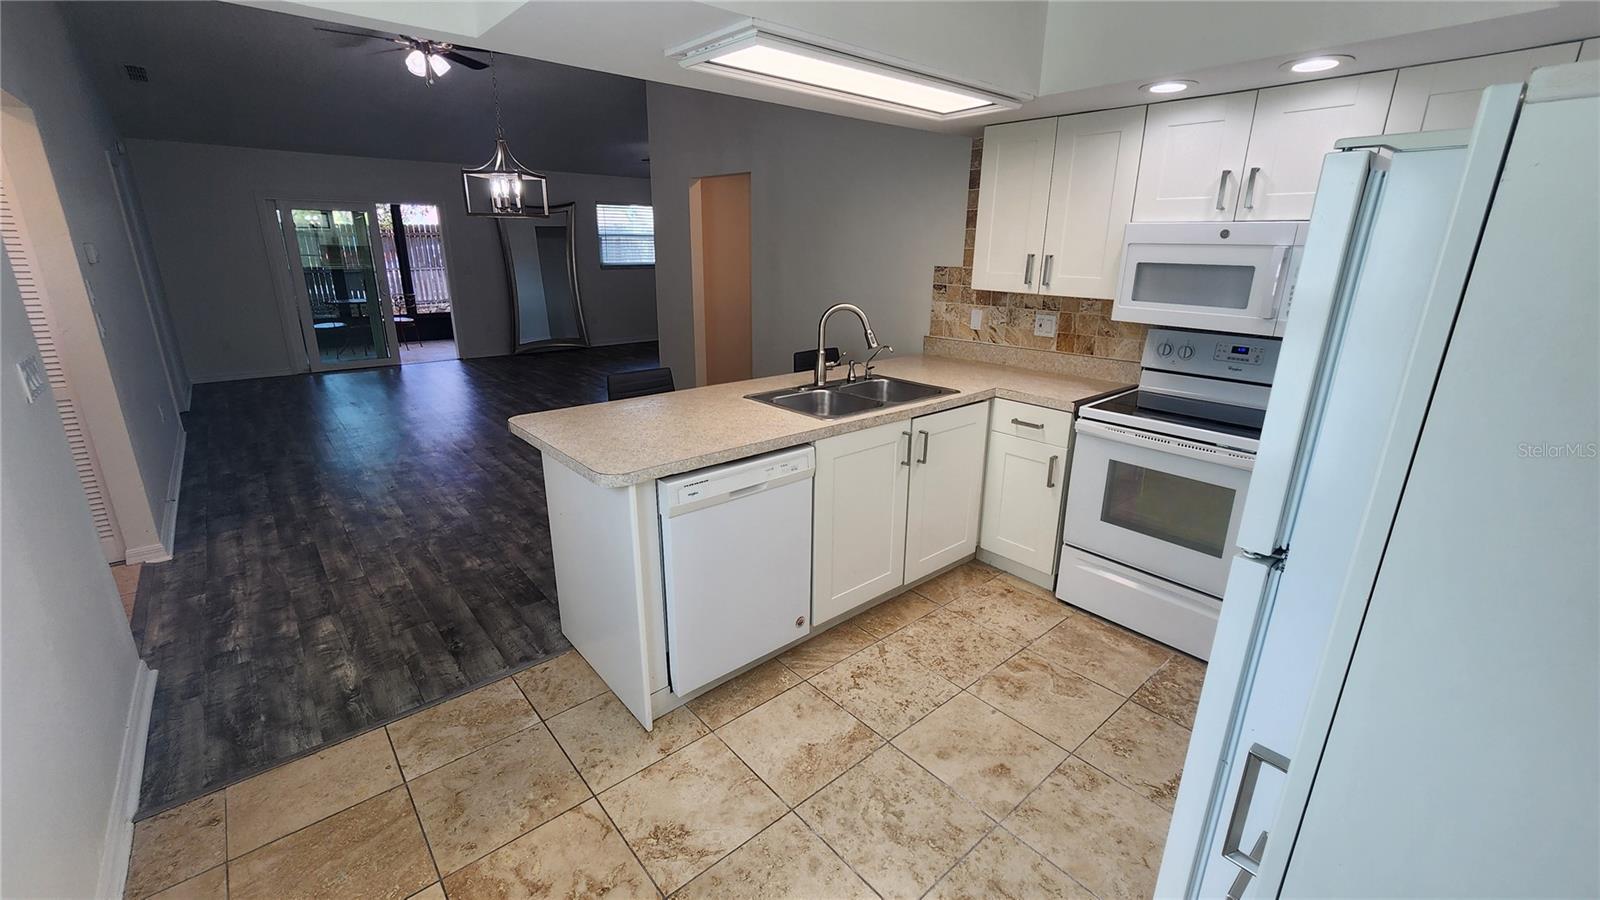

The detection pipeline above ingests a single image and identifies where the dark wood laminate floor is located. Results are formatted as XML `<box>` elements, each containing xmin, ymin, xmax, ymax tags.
<box><xmin>131</xmin><ymin>343</ymin><xmax>660</xmax><ymax>817</ymax></box>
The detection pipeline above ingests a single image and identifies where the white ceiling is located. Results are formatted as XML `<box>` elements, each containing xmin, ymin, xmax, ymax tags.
<box><xmin>254</xmin><ymin>0</ymin><xmax>1598</xmax><ymax>134</ymax></box>
<box><xmin>61</xmin><ymin>1</ymin><xmax>651</xmax><ymax>177</ymax></box>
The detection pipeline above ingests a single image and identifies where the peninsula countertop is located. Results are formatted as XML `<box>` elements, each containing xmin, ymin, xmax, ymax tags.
<box><xmin>508</xmin><ymin>354</ymin><xmax>1127</xmax><ymax>487</ymax></box>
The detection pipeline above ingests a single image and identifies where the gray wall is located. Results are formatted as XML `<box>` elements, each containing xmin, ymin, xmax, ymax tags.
<box><xmin>645</xmin><ymin>82</ymin><xmax>970</xmax><ymax>385</ymax></box>
<box><xmin>1</xmin><ymin>0</ymin><xmax>187</xmax><ymax>543</ymax></box>
<box><xmin>125</xmin><ymin>140</ymin><xmax>657</xmax><ymax>382</ymax></box>
<box><xmin>1</xmin><ymin>255</ymin><xmax>147</xmax><ymax>899</ymax></box>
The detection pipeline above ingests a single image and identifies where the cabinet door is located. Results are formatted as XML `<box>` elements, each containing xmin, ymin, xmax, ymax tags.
<box><xmin>1038</xmin><ymin>107</ymin><xmax>1146</xmax><ymax>300</ymax></box>
<box><xmin>904</xmin><ymin>403</ymin><xmax>989</xmax><ymax>583</ymax></box>
<box><xmin>1237</xmin><ymin>72</ymin><xmax>1396</xmax><ymax>221</ymax></box>
<box><xmin>972</xmin><ymin>119</ymin><xmax>1056</xmax><ymax>293</ymax></box>
<box><xmin>1582</xmin><ymin>39</ymin><xmax>1598</xmax><ymax>62</ymax></box>
<box><xmin>979</xmin><ymin>432</ymin><xmax>1067</xmax><ymax>574</ymax></box>
<box><xmin>1385</xmin><ymin>43</ymin><xmax>1581</xmax><ymax>134</ymax></box>
<box><xmin>1132</xmin><ymin>91</ymin><xmax>1257</xmax><ymax>222</ymax></box>
<box><xmin>813</xmin><ymin>420</ymin><xmax>911</xmax><ymax>624</ymax></box>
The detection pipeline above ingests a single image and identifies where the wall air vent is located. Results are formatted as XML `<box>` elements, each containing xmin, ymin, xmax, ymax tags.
<box><xmin>123</xmin><ymin>64</ymin><xmax>149</xmax><ymax>83</ymax></box>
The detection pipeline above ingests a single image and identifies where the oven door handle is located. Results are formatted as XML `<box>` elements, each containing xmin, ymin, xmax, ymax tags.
<box><xmin>1075</xmin><ymin>419</ymin><xmax>1256</xmax><ymax>471</ymax></box>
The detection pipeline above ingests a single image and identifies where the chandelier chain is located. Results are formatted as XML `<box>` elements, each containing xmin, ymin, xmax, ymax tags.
<box><xmin>490</xmin><ymin>50</ymin><xmax>504</xmax><ymax>140</ymax></box>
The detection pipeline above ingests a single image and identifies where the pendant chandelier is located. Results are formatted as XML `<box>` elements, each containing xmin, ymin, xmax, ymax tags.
<box><xmin>461</xmin><ymin>51</ymin><xmax>549</xmax><ymax>218</ymax></box>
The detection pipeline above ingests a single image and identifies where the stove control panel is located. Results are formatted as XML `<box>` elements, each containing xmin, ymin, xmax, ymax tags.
<box><xmin>1142</xmin><ymin>327</ymin><xmax>1281</xmax><ymax>385</ymax></box>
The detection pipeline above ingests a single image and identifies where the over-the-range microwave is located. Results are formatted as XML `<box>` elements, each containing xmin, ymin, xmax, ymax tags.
<box><xmin>1113</xmin><ymin>221</ymin><xmax>1308</xmax><ymax>337</ymax></box>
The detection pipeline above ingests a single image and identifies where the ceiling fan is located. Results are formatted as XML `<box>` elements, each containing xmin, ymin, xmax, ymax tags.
<box><xmin>315</xmin><ymin>26</ymin><xmax>490</xmax><ymax>84</ymax></box>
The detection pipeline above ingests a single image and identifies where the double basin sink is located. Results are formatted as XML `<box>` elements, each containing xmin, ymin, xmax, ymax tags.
<box><xmin>747</xmin><ymin>375</ymin><xmax>957</xmax><ymax>419</ymax></box>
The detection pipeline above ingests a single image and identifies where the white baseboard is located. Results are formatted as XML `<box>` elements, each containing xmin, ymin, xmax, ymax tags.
<box><xmin>190</xmin><ymin>366</ymin><xmax>295</xmax><ymax>384</ymax></box>
<box><xmin>124</xmin><ymin>543</ymin><xmax>171</xmax><ymax>564</ymax></box>
<box><xmin>127</xmin><ymin>429</ymin><xmax>184</xmax><ymax>564</ymax></box>
<box><xmin>96</xmin><ymin>661</ymin><xmax>158</xmax><ymax>900</ymax></box>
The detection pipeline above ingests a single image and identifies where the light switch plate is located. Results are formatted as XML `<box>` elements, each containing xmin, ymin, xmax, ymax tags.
<box><xmin>1033</xmin><ymin>311</ymin><xmax>1058</xmax><ymax>337</ymax></box>
<box><xmin>970</xmin><ymin>308</ymin><xmax>983</xmax><ymax>329</ymax></box>
<box><xmin>17</xmin><ymin>353</ymin><xmax>46</xmax><ymax>404</ymax></box>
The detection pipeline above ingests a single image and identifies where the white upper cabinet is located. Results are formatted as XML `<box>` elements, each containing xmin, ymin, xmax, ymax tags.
<box><xmin>972</xmin><ymin>119</ymin><xmax>1056</xmax><ymax>293</ymax></box>
<box><xmin>1237</xmin><ymin>71</ymin><xmax>1396</xmax><ymax>221</ymax></box>
<box><xmin>904</xmin><ymin>403</ymin><xmax>989</xmax><ymax>583</ymax></box>
<box><xmin>1385</xmin><ymin>43</ymin><xmax>1582</xmax><ymax>133</ymax></box>
<box><xmin>1133</xmin><ymin>91</ymin><xmax>1257</xmax><ymax>222</ymax></box>
<box><xmin>1037</xmin><ymin>107</ymin><xmax>1146</xmax><ymax>299</ymax></box>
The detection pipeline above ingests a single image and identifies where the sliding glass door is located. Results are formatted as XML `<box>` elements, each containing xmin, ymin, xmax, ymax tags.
<box><xmin>280</xmin><ymin>202</ymin><xmax>399</xmax><ymax>371</ymax></box>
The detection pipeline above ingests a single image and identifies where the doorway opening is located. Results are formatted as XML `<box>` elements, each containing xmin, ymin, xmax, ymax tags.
<box><xmin>689</xmin><ymin>173</ymin><xmax>751</xmax><ymax>385</ymax></box>
<box><xmin>376</xmin><ymin>203</ymin><xmax>458</xmax><ymax>364</ymax></box>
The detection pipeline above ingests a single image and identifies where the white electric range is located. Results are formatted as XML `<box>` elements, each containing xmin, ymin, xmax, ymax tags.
<box><xmin>1057</xmin><ymin>326</ymin><xmax>1281</xmax><ymax>659</ymax></box>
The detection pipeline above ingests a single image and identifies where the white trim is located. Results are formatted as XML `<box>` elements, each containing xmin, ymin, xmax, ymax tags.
<box><xmin>189</xmin><ymin>366</ymin><xmax>296</xmax><ymax>385</ymax></box>
<box><xmin>96</xmin><ymin>661</ymin><xmax>157</xmax><ymax>900</ymax></box>
<box><xmin>159</xmin><ymin>427</ymin><xmax>185</xmax><ymax>545</ymax></box>
<box><xmin>124</xmin><ymin>543</ymin><xmax>172</xmax><ymax>564</ymax></box>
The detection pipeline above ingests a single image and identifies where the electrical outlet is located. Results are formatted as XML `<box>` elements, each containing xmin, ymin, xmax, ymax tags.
<box><xmin>17</xmin><ymin>353</ymin><xmax>46</xmax><ymax>404</ymax></box>
<box><xmin>969</xmin><ymin>308</ymin><xmax>983</xmax><ymax>329</ymax></box>
<box><xmin>1033</xmin><ymin>311</ymin><xmax>1058</xmax><ymax>337</ymax></box>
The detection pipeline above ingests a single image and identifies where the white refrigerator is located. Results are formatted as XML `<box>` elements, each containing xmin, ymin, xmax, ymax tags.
<box><xmin>1158</xmin><ymin>63</ymin><xmax>1598</xmax><ymax>898</ymax></box>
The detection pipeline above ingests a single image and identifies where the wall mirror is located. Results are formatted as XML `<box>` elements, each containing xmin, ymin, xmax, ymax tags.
<box><xmin>499</xmin><ymin>202</ymin><xmax>589</xmax><ymax>351</ymax></box>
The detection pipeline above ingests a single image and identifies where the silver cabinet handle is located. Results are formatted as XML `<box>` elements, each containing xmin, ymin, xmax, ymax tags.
<box><xmin>1242</xmin><ymin>166</ymin><xmax>1261</xmax><ymax>210</ymax></box>
<box><xmin>1216</xmin><ymin>169</ymin><xmax>1233</xmax><ymax>211</ymax></box>
<box><xmin>901</xmin><ymin>432</ymin><xmax>912</xmax><ymax>467</ymax></box>
<box><xmin>1041</xmin><ymin>254</ymin><xmax>1054</xmax><ymax>288</ymax></box>
<box><xmin>1046</xmin><ymin>455</ymin><xmax>1059</xmax><ymax>488</ymax></box>
<box><xmin>1010</xmin><ymin>418</ymin><xmax>1044</xmax><ymax>430</ymax></box>
<box><xmin>917</xmin><ymin>429</ymin><xmax>930</xmax><ymax>464</ymax></box>
<box><xmin>1023</xmin><ymin>253</ymin><xmax>1035</xmax><ymax>286</ymax></box>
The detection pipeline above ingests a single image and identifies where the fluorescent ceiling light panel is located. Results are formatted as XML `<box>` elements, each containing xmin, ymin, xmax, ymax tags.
<box><xmin>673</xmin><ymin>27</ymin><xmax>1022</xmax><ymax>120</ymax></box>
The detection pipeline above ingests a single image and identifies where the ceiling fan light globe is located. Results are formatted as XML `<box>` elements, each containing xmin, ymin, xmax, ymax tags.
<box><xmin>428</xmin><ymin>53</ymin><xmax>451</xmax><ymax>77</ymax></box>
<box><xmin>404</xmin><ymin>49</ymin><xmax>428</xmax><ymax>77</ymax></box>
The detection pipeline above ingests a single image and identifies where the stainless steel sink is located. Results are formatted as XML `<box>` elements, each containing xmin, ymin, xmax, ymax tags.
<box><xmin>835</xmin><ymin>376</ymin><xmax>954</xmax><ymax>405</ymax></box>
<box><xmin>747</xmin><ymin>376</ymin><xmax>957</xmax><ymax>420</ymax></box>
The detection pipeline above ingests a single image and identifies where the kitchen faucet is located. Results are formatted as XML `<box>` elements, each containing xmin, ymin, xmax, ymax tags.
<box><xmin>813</xmin><ymin>303</ymin><xmax>879</xmax><ymax>388</ymax></box>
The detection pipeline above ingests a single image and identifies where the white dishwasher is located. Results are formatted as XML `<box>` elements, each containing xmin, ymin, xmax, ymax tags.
<box><xmin>657</xmin><ymin>446</ymin><xmax>815</xmax><ymax>696</ymax></box>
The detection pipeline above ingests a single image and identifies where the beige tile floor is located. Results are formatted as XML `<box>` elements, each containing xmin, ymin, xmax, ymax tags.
<box><xmin>125</xmin><ymin>561</ymin><xmax>1205</xmax><ymax>900</ymax></box>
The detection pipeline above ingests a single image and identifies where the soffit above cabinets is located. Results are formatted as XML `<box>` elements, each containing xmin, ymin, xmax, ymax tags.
<box><xmin>241</xmin><ymin>0</ymin><xmax>1598</xmax><ymax>134</ymax></box>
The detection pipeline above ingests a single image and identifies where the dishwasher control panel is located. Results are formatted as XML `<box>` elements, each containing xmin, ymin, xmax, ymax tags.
<box><xmin>660</xmin><ymin>446</ymin><xmax>817</xmax><ymax>513</ymax></box>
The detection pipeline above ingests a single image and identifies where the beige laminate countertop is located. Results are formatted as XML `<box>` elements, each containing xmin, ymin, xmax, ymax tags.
<box><xmin>508</xmin><ymin>355</ymin><xmax>1127</xmax><ymax>487</ymax></box>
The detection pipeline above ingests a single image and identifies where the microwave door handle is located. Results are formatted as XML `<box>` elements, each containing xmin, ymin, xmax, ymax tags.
<box><xmin>1250</xmin><ymin>245</ymin><xmax>1292</xmax><ymax>319</ymax></box>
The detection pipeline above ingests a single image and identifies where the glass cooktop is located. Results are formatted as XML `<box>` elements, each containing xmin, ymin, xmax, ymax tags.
<box><xmin>1088</xmin><ymin>388</ymin><xmax>1264</xmax><ymax>442</ymax></box>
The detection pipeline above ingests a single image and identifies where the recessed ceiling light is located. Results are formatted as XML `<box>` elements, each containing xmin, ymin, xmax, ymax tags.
<box><xmin>670</xmin><ymin>25</ymin><xmax>1026</xmax><ymax>120</ymax></box>
<box><xmin>1284</xmin><ymin>55</ymin><xmax>1355</xmax><ymax>74</ymax></box>
<box><xmin>1142</xmin><ymin>80</ymin><xmax>1196</xmax><ymax>95</ymax></box>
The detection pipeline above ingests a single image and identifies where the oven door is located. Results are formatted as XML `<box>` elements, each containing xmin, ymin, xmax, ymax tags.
<box><xmin>1114</xmin><ymin>224</ymin><xmax>1300</xmax><ymax>336</ymax></box>
<box><xmin>1065</xmin><ymin>419</ymin><xmax>1254</xmax><ymax>597</ymax></box>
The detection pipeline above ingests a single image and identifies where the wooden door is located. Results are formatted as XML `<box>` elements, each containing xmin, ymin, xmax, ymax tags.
<box><xmin>1385</xmin><ymin>43</ymin><xmax>1581</xmax><ymax>134</ymax></box>
<box><xmin>972</xmin><ymin>119</ymin><xmax>1056</xmax><ymax>293</ymax></box>
<box><xmin>812</xmin><ymin>420</ymin><xmax>911</xmax><ymax>624</ymax></box>
<box><xmin>979</xmin><ymin>431</ymin><xmax>1067</xmax><ymax>574</ymax></box>
<box><xmin>1133</xmin><ymin>92</ymin><xmax>1257</xmax><ymax>222</ymax></box>
<box><xmin>690</xmin><ymin>173</ymin><xmax>751</xmax><ymax>385</ymax></box>
<box><xmin>1237</xmin><ymin>72</ymin><xmax>1396</xmax><ymax>221</ymax></box>
<box><xmin>904</xmin><ymin>403</ymin><xmax>989</xmax><ymax>583</ymax></box>
<box><xmin>1037</xmin><ymin>106</ymin><xmax>1146</xmax><ymax>300</ymax></box>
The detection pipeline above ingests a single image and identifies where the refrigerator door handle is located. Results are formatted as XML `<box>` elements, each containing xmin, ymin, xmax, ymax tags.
<box><xmin>1234</xmin><ymin>150</ymin><xmax>1381</xmax><ymax>554</ymax></box>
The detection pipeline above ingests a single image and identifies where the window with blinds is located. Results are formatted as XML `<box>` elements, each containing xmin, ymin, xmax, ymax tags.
<box><xmin>596</xmin><ymin>203</ymin><xmax>655</xmax><ymax>267</ymax></box>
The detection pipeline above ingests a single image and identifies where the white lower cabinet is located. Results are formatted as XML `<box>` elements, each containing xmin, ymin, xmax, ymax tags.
<box><xmin>979</xmin><ymin>431</ymin><xmax>1067</xmax><ymax>574</ymax></box>
<box><xmin>813</xmin><ymin>402</ymin><xmax>989</xmax><ymax>622</ymax></box>
<box><xmin>903</xmin><ymin>403</ymin><xmax>990</xmax><ymax>582</ymax></box>
<box><xmin>812</xmin><ymin>419</ymin><xmax>910</xmax><ymax>624</ymax></box>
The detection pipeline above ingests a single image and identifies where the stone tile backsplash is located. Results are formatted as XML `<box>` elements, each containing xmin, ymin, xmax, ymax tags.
<box><xmin>928</xmin><ymin>137</ymin><xmax>1148</xmax><ymax>365</ymax></box>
